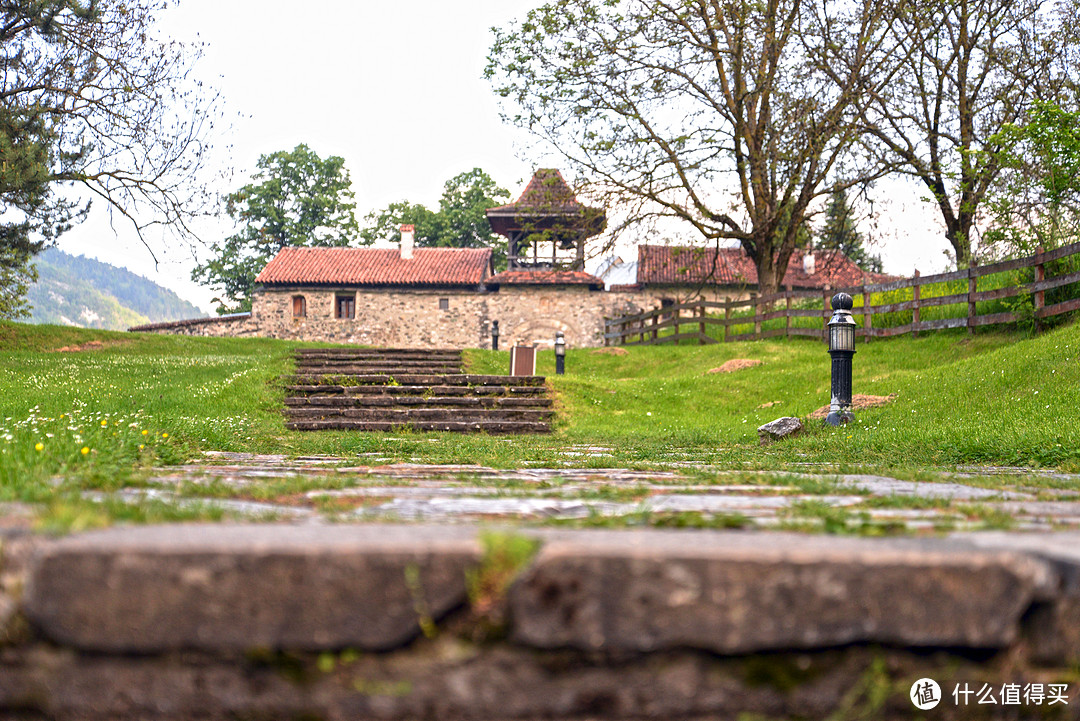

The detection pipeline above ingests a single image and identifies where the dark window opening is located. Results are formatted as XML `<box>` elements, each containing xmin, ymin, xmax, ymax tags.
<box><xmin>439</xmin><ymin>298</ymin><xmax>449</xmax><ymax>311</ymax></box>
<box><xmin>292</xmin><ymin>295</ymin><xmax>306</xmax><ymax>318</ymax></box>
<box><xmin>335</xmin><ymin>295</ymin><xmax>355</xmax><ymax>319</ymax></box>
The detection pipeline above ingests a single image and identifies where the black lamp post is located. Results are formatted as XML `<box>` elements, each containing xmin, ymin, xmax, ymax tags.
<box><xmin>491</xmin><ymin>320</ymin><xmax>500</xmax><ymax>351</ymax></box>
<box><xmin>825</xmin><ymin>292</ymin><xmax>856</xmax><ymax>426</ymax></box>
<box><xmin>554</xmin><ymin>331</ymin><xmax>566</xmax><ymax>375</ymax></box>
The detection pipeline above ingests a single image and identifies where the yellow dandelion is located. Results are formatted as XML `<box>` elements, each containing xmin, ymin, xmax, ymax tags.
<box><xmin>35</xmin><ymin>442</ymin><xmax>44</xmax><ymax>451</ymax></box>
<box><xmin>138</xmin><ymin>444</ymin><xmax>145</xmax><ymax>450</ymax></box>
<box><xmin>100</xmin><ymin>419</ymin><xmax>108</xmax><ymax>427</ymax></box>
<box><xmin>141</xmin><ymin>429</ymin><xmax>149</xmax><ymax>436</ymax></box>
<box><xmin>80</xmin><ymin>446</ymin><xmax>90</xmax><ymax>455</ymax></box>
<box><xmin>161</xmin><ymin>432</ymin><xmax>169</xmax><ymax>439</ymax></box>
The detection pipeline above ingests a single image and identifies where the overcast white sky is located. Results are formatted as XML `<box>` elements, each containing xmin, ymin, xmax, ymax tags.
<box><xmin>54</xmin><ymin>0</ymin><xmax>951</xmax><ymax>313</ymax></box>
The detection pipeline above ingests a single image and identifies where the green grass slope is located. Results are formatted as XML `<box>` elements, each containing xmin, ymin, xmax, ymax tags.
<box><xmin>0</xmin><ymin>320</ymin><xmax>1076</xmax><ymax>514</ymax></box>
<box><xmin>26</xmin><ymin>248</ymin><xmax>205</xmax><ymax>329</ymax></box>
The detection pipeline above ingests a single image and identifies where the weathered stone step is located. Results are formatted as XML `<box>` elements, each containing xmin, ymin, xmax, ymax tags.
<box><xmin>295</xmin><ymin>358</ymin><xmax>462</xmax><ymax>366</ymax></box>
<box><xmin>16</xmin><ymin>525</ymin><xmax>1080</xmax><ymax>719</ymax></box>
<box><xmin>285</xmin><ymin>419</ymin><xmax>552</xmax><ymax>433</ymax></box>
<box><xmin>286</xmin><ymin>383</ymin><xmax>550</xmax><ymax>397</ymax></box>
<box><xmin>296</xmin><ymin>348</ymin><xmax>461</xmax><ymax>357</ymax></box>
<box><xmin>293</xmin><ymin>364</ymin><xmax>464</xmax><ymax>375</ymax></box>
<box><xmin>285</xmin><ymin>374</ymin><xmax>547</xmax><ymax>387</ymax></box>
<box><xmin>283</xmin><ymin>407</ymin><xmax>555</xmax><ymax>422</ymax></box>
<box><xmin>284</xmin><ymin>395</ymin><xmax>553</xmax><ymax>408</ymax></box>
<box><xmin>21</xmin><ymin>525</ymin><xmax>1062</xmax><ymax>655</ymax></box>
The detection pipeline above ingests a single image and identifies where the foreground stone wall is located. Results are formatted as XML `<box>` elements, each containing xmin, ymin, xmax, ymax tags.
<box><xmin>3</xmin><ymin>524</ymin><xmax>1079</xmax><ymax>720</ymax></box>
<box><xmin>136</xmin><ymin>287</ymin><xmax>647</xmax><ymax>348</ymax></box>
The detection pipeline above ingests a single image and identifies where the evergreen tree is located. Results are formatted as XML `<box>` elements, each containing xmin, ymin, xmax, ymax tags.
<box><xmin>817</xmin><ymin>190</ymin><xmax>883</xmax><ymax>273</ymax></box>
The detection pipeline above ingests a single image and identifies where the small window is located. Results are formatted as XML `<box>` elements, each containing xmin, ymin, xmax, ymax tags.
<box><xmin>439</xmin><ymin>297</ymin><xmax>449</xmax><ymax>311</ymax></box>
<box><xmin>292</xmin><ymin>295</ymin><xmax>306</xmax><ymax>318</ymax></box>
<box><xmin>335</xmin><ymin>294</ymin><xmax>355</xmax><ymax>319</ymax></box>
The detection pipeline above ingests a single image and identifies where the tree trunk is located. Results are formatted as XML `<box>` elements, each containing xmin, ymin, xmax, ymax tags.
<box><xmin>945</xmin><ymin>216</ymin><xmax>974</xmax><ymax>268</ymax></box>
<box><xmin>755</xmin><ymin>251</ymin><xmax>782</xmax><ymax>296</ymax></box>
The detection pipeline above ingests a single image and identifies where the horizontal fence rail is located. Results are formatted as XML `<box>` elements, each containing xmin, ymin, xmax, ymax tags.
<box><xmin>604</xmin><ymin>242</ymin><xmax>1080</xmax><ymax>346</ymax></box>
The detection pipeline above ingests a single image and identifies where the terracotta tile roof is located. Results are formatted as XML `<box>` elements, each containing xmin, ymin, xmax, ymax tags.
<box><xmin>636</xmin><ymin>245</ymin><xmax>887</xmax><ymax>290</ymax></box>
<box><xmin>254</xmin><ymin>247</ymin><xmax>492</xmax><ymax>287</ymax></box>
<box><xmin>486</xmin><ymin>270</ymin><xmax>605</xmax><ymax>289</ymax></box>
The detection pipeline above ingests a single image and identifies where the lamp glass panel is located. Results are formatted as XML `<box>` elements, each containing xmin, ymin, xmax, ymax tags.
<box><xmin>829</xmin><ymin>323</ymin><xmax>855</xmax><ymax>351</ymax></box>
<box><xmin>838</xmin><ymin>325</ymin><xmax>855</xmax><ymax>351</ymax></box>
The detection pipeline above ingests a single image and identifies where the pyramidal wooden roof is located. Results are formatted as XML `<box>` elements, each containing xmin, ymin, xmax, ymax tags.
<box><xmin>486</xmin><ymin>169</ymin><xmax>606</xmax><ymax>238</ymax></box>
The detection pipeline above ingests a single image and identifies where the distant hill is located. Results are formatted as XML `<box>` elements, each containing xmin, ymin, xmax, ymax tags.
<box><xmin>26</xmin><ymin>249</ymin><xmax>206</xmax><ymax>330</ymax></box>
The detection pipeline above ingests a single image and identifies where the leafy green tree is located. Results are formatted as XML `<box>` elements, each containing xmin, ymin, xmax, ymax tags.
<box><xmin>0</xmin><ymin>0</ymin><xmax>221</xmax><ymax>318</ymax></box>
<box><xmin>486</xmin><ymin>0</ymin><xmax>894</xmax><ymax>294</ymax></box>
<box><xmin>361</xmin><ymin>168</ymin><xmax>511</xmax><ymax>267</ymax></box>
<box><xmin>986</xmin><ymin>102</ymin><xmax>1080</xmax><ymax>255</ymax></box>
<box><xmin>361</xmin><ymin>201</ymin><xmax>443</xmax><ymax>247</ymax></box>
<box><xmin>192</xmin><ymin>145</ymin><xmax>359</xmax><ymax>313</ymax></box>
<box><xmin>817</xmin><ymin>190</ymin><xmax>883</xmax><ymax>273</ymax></box>
<box><xmin>847</xmin><ymin>0</ymin><xmax>1075</xmax><ymax>267</ymax></box>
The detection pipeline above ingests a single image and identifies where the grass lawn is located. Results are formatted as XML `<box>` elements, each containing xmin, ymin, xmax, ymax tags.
<box><xmin>0</xmin><ymin>318</ymin><xmax>1078</xmax><ymax>528</ymax></box>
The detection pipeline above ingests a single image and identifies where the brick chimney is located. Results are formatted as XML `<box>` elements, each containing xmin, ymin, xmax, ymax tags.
<box><xmin>400</xmin><ymin>224</ymin><xmax>415</xmax><ymax>260</ymax></box>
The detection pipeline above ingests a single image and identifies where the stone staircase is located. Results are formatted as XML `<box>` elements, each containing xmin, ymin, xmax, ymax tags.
<box><xmin>283</xmin><ymin>348</ymin><xmax>553</xmax><ymax>433</ymax></box>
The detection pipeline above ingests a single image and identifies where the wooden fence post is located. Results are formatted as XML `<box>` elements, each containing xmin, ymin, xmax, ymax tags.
<box><xmin>862</xmin><ymin>280</ymin><xmax>872</xmax><ymax>343</ymax></box>
<box><xmin>651</xmin><ymin>313</ymin><xmax>658</xmax><ymax>344</ymax></box>
<box><xmin>967</xmin><ymin>267</ymin><xmax>976</xmax><ymax>336</ymax></box>
<box><xmin>753</xmin><ymin>293</ymin><xmax>762</xmax><ymax>339</ymax></box>
<box><xmin>785</xmin><ymin>284</ymin><xmax>792</xmax><ymax>339</ymax></box>
<box><xmin>912</xmin><ymin>269</ymin><xmax>921</xmax><ymax>338</ymax></box>
<box><xmin>673</xmin><ymin>306</ymin><xmax>680</xmax><ymax>342</ymax></box>
<box><xmin>723</xmin><ymin>300</ymin><xmax>730</xmax><ymax>343</ymax></box>
<box><xmin>698</xmin><ymin>304</ymin><xmax>706</xmax><ymax>344</ymax></box>
<box><xmin>822</xmin><ymin>285</ymin><xmax>831</xmax><ymax>342</ymax></box>
<box><xmin>1034</xmin><ymin>245</ymin><xmax>1045</xmax><ymax>334</ymax></box>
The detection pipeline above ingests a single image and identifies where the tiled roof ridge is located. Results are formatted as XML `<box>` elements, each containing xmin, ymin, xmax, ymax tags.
<box><xmin>486</xmin><ymin>269</ymin><xmax>604</xmax><ymax>288</ymax></box>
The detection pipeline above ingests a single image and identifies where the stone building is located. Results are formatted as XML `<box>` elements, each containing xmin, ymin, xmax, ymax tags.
<box><xmin>131</xmin><ymin>169</ymin><xmax>885</xmax><ymax>348</ymax></box>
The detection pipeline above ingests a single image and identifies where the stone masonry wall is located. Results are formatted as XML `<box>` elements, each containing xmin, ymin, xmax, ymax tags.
<box><xmin>137</xmin><ymin>287</ymin><xmax>648</xmax><ymax>349</ymax></box>
<box><xmin>132</xmin><ymin>285</ymin><xmax>775</xmax><ymax>349</ymax></box>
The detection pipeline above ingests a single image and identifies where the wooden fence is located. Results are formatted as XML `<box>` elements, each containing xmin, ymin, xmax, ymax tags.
<box><xmin>603</xmin><ymin>241</ymin><xmax>1080</xmax><ymax>346</ymax></box>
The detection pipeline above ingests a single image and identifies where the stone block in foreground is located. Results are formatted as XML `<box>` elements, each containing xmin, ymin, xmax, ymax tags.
<box><xmin>22</xmin><ymin>524</ymin><xmax>481</xmax><ymax>653</ymax></box>
<box><xmin>512</xmin><ymin>530</ymin><xmax>1056</xmax><ymax>654</ymax></box>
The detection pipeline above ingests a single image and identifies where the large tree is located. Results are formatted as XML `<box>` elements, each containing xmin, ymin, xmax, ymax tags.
<box><xmin>361</xmin><ymin>168</ymin><xmax>511</xmax><ymax>267</ymax></box>
<box><xmin>192</xmin><ymin>144</ymin><xmax>359</xmax><ymax>313</ymax></box>
<box><xmin>0</xmin><ymin>0</ymin><xmax>221</xmax><ymax>317</ymax></box>
<box><xmin>850</xmin><ymin>0</ymin><xmax>1075</xmax><ymax>267</ymax></box>
<box><xmin>486</xmin><ymin>0</ymin><xmax>894</xmax><ymax>294</ymax></box>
